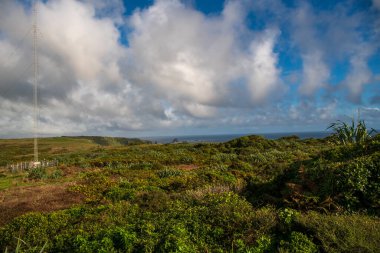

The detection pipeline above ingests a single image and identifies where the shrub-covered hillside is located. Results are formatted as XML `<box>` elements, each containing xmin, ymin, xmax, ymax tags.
<box><xmin>0</xmin><ymin>134</ymin><xmax>379</xmax><ymax>252</ymax></box>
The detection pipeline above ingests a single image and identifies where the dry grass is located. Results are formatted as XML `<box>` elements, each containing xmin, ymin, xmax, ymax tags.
<box><xmin>0</xmin><ymin>182</ymin><xmax>84</xmax><ymax>226</ymax></box>
<box><xmin>186</xmin><ymin>184</ymin><xmax>232</xmax><ymax>199</ymax></box>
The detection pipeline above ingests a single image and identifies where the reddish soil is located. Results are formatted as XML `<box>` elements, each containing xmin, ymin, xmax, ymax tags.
<box><xmin>176</xmin><ymin>164</ymin><xmax>199</xmax><ymax>171</ymax></box>
<box><xmin>0</xmin><ymin>182</ymin><xmax>84</xmax><ymax>226</ymax></box>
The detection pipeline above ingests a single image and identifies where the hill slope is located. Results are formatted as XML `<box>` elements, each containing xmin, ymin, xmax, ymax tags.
<box><xmin>0</xmin><ymin>134</ymin><xmax>379</xmax><ymax>252</ymax></box>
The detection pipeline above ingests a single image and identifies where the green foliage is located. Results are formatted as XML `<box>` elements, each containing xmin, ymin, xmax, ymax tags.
<box><xmin>49</xmin><ymin>169</ymin><xmax>63</xmax><ymax>179</ymax></box>
<box><xmin>279</xmin><ymin>231</ymin><xmax>317</xmax><ymax>253</ymax></box>
<box><xmin>3</xmin><ymin>237</ymin><xmax>47</xmax><ymax>253</ymax></box>
<box><xmin>327</xmin><ymin>119</ymin><xmax>376</xmax><ymax>145</ymax></box>
<box><xmin>0</xmin><ymin>133</ymin><xmax>379</xmax><ymax>252</ymax></box>
<box><xmin>279</xmin><ymin>208</ymin><xmax>300</xmax><ymax>226</ymax></box>
<box><xmin>252</xmin><ymin>235</ymin><xmax>274</xmax><ymax>253</ymax></box>
<box><xmin>335</xmin><ymin>156</ymin><xmax>379</xmax><ymax>211</ymax></box>
<box><xmin>27</xmin><ymin>167</ymin><xmax>47</xmax><ymax>180</ymax></box>
<box><xmin>158</xmin><ymin>223</ymin><xmax>195</xmax><ymax>252</ymax></box>
<box><xmin>297</xmin><ymin>212</ymin><xmax>380</xmax><ymax>253</ymax></box>
<box><xmin>304</xmin><ymin>153</ymin><xmax>379</xmax><ymax>212</ymax></box>
<box><xmin>26</xmin><ymin>167</ymin><xmax>63</xmax><ymax>180</ymax></box>
<box><xmin>235</xmin><ymin>235</ymin><xmax>274</xmax><ymax>253</ymax></box>
<box><xmin>105</xmin><ymin>186</ymin><xmax>135</xmax><ymax>202</ymax></box>
<box><xmin>156</xmin><ymin>168</ymin><xmax>183</xmax><ymax>178</ymax></box>
<box><xmin>72</xmin><ymin>172</ymin><xmax>114</xmax><ymax>202</ymax></box>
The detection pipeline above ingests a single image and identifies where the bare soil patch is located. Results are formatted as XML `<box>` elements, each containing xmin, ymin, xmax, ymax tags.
<box><xmin>0</xmin><ymin>182</ymin><xmax>84</xmax><ymax>226</ymax></box>
<box><xmin>176</xmin><ymin>164</ymin><xmax>199</xmax><ymax>171</ymax></box>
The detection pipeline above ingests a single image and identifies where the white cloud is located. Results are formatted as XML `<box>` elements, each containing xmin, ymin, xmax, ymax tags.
<box><xmin>344</xmin><ymin>51</ymin><xmax>372</xmax><ymax>102</ymax></box>
<box><xmin>287</xmin><ymin>100</ymin><xmax>336</xmax><ymax>123</ymax></box>
<box><xmin>291</xmin><ymin>3</ymin><xmax>330</xmax><ymax>96</ymax></box>
<box><xmin>39</xmin><ymin>0</ymin><xmax>123</xmax><ymax>82</ymax></box>
<box><xmin>126</xmin><ymin>0</ymin><xmax>282</xmax><ymax>116</ymax></box>
<box><xmin>299</xmin><ymin>51</ymin><xmax>329</xmax><ymax>95</ymax></box>
<box><xmin>243</xmin><ymin>29</ymin><xmax>281</xmax><ymax>102</ymax></box>
<box><xmin>0</xmin><ymin>0</ymin><xmax>378</xmax><ymax>137</ymax></box>
<box><xmin>288</xmin><ymin>1</ymin><xmax>379</xmax><ymax>101</ymax></box>
<box><xmin>0</xmin><ymin>0</ymin><xmax>129</xmax><ymax>135</ymax></box>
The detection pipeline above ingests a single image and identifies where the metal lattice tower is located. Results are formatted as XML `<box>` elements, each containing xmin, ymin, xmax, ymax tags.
<box><xmin>33</xmin><ymin>0</ymin><xmax>39</xmax><ymax>163</ymax></box>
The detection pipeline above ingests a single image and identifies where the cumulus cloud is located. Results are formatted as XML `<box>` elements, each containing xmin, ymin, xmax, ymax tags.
<box><xmin>0</xmin><ymin>0</ymin><xmax>378</xmax><ymax>137</ymax></box>
<box><xmin>125</xmin><ymin>0</ymin><xmax>282</xmax><ymax>118</ymax></box>
<box><xmin>289</xmin><ymin>1</ymin><xmax>378</xmax><ymax>102</ymax></box>
<box><xmin>291</xmin><ymin>3</ymin><xmax>330</xmax><ymax>96</ymax></box>
<box><xmin>0</xmin><ymin>0</ymin><xmax>127</xmax><ymax>135</ymax></box>
<box><xmin>344</xmin><ymin>50</ymin><xmax>372</xmax><ymax>102</ymax></box>
<box><xmin>298</xmin><ymin>51</ymin><xmax>329</xmax><ymax>96</ymax></box>
<box><xmin>0</xmin><ymin>0</ymin><xmax>285</xmax><ymax>136</ymax></box>
<box><xmin>243</xmin><ymin>29</ymin><xmax>281</xmax><ymax>102</ymax></box>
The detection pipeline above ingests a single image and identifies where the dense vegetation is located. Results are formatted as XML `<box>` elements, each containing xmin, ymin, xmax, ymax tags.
<box><xmin>0</xmin><ymin>133</ymin><xmax>379</xmax><ymax>252</ymax></box>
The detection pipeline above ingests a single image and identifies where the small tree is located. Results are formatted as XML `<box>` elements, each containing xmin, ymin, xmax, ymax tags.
<box><xmin>327</xmin><ymin>119</ymin><xmax>376</xmax><ymax>145</ymax></box>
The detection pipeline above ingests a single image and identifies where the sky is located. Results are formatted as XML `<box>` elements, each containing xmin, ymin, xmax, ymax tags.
<box><xmin>0</xmin><ymin>0</ymin><xmax>379</xmax><ymax>138</ymax></box>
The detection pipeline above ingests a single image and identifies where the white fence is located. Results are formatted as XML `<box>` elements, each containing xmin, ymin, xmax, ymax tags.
<box><xmin>6</xmin><ymin>160</ymin><xmax>58</xmax><ymax>173</ymax></box>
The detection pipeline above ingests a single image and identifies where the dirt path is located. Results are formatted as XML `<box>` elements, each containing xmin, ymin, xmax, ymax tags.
<box><xmin>0</xmin><ymin>182</ymin><xmax>84</xmax><ymax>226</ymax></box>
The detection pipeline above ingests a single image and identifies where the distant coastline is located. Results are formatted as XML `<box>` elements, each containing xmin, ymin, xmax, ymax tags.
<box><xmin>142</xmin><ymin>131</ymin><xmax>333</xmax><ymax>144</ymax></box>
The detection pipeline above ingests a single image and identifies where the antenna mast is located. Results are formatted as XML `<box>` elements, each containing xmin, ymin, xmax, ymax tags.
<box><xmin>33</xmin><ymin>0</ymin><xmax>39</xmax><ymax>163</ymax></box>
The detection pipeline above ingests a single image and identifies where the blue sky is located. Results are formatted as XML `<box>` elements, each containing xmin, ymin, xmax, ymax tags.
<box><xmin>0</xmin><ymin>0</ymin><xmax>379</xmax><ymax>137</ymax></box>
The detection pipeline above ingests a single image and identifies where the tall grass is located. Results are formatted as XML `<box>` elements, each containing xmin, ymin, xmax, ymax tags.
<box><xmin>4</xmin><ymin>237</ymin><xmax>47</xmax><ymax>253</ymax></box>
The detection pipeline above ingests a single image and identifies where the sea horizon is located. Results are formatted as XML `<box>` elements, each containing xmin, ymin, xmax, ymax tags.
<box><xmin>3</xmin><ymin>129</ymin><xmax>380</xmax><ymax>143</ymax></box>
<box><xmin>141</xmin><ymin>131</ymin><xmax>333</xmax><ymax>144</ymax></box>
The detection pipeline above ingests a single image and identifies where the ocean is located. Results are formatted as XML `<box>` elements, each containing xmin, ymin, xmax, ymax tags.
<box><xmin>142</xmin><ymin>131</ymin><xmax>332</xmax><ymax>144</ymax></box>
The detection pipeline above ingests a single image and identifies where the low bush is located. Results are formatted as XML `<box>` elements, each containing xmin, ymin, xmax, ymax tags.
<box><xmin>156</xmin><ymin>168</ymin><xmax>182</xmax><ymax>178</ymax></box>
<box><xmin>49</xmin><ymin>169</ymin><xmax>63</xmax><ymax>179</ymax></box>
<box><xmin>279</xmin><ymin>231</ymin><xmax>318</xmax><ymax>253</ymax></box>
<box><xmin>27</xmin><ymin>167</ymin><xmax>47</xmax><ymax>180</ymax></box>
<box><xmin>1</xmin><ymin>133</ymin><xmax>379</xmax><ymax>252</ymax></box>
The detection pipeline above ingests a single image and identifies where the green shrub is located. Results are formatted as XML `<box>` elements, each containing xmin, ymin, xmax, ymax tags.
<box><xmin>0</xmin><ymin>213</ymin><xmax>51</xmax><ymax>250</ymax></box>
<box><xmin>106</xmin><ymin>227</ymin><xmax>137</xmax><ymax>252</ymax></box>
<box><xmin>228</xmin><ymin>160</ymin><xmax>253</xmax><ymax>171</ymax></box>
<box><xmin>179</xmin><ymin>156</ymin><xmax>194</xmax><ymax>164</ymax></box>
<box><xmin>332</xmin><ymin>156</ymin><xmax>379</xmax><ymax>211</ymax></box>
<box><xmin>158</xmin><ymin>223</ymin><xmax>196</xmax><ymax>252</ymax></box>
<box><xmin>49</xmin><ymin>169</ymin><xmax>63</xmax><ymax>179</ymax></box>
<box><xmin>279</xmin><ymin>231</ymin><xmax>318</xmax><ymax>253</ymax></box>
<box><xmin>279</xmin><ymin>208</ymin><xmax>300</xmax><ymax>227</ymax></box>
<box><xmin>105</xmin><ymin>186</ymin><xmax>135</xmax><ymax>202</ymax></box>
<box><xmin>72</xmin><ymin>172</ymin><xmax>113</xmax><ymax>202</ymax></box>
<box><xmin>157</xmin><ymin>168</ymin><xmax>182</xmax><ymax>178</ymax></box>
<box><xmin>134</xmin><ymin>190</ymin><xmax>170</xmax><ymax>211</ymax></box>
<box><xmin>253</xmin><ymin>235</ymin><xmax>274</xmax><ymax>253</ymax></box>
<box><xmin>127</xmin><ymin>162</ymin><xmax>154</xmax><ymax>170</ymax></box>
<box><xmin>2</xmin><ymin>134</ymin><xmax>380</xmax><ymax>252</ymax></box>
<box><xmin>297</xmin><ymin>212</ymin><xmax>380</xmax><ymax>253</ymax></box>
<box><xmin>27</xmin><ymin>167</ymin><xmax>47</xmax><ymax>180</ymax></box>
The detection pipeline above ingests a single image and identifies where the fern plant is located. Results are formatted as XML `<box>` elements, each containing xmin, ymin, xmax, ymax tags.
<box><xmin>327</xmin><ymin>119</ymin><xmax>376</xmax><ymax>145</ymax></box>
